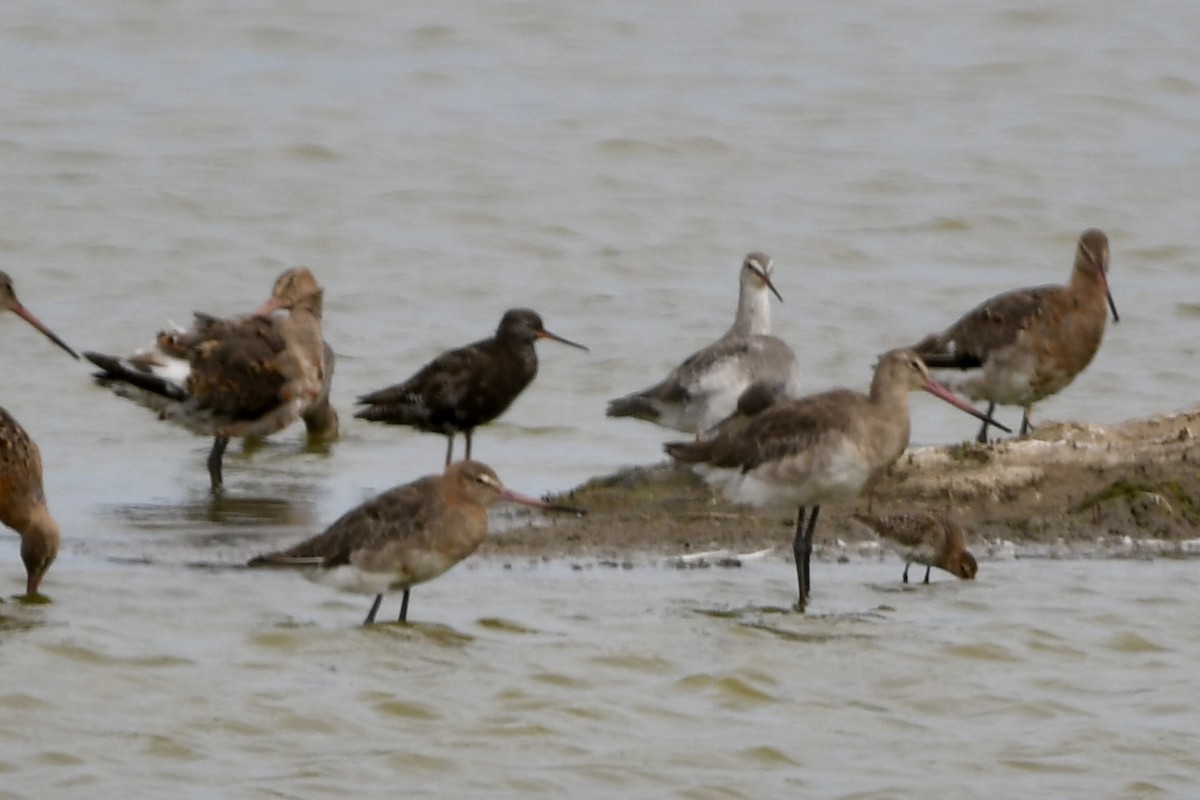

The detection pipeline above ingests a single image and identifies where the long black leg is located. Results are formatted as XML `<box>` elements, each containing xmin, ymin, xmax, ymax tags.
<box><xmin>802</xmin><ymin>506</ymin><xmax>820</xmax><ymax>601</ymax></box>
<box><xmin>398</xmin><ymin>589</ymin><xmax>410</xmax><ymax>622</ymax></box>
<box><xmin>792</xmin><ymin>507</ymin><xmax>808</xmax><ymax>609</ymax></box>
<box><xmin>923</xmin><ymin>565</ymin><xmax>932</xmax><ymax>585</ymax></box>
<box><xmin>208</xmin><ymin>436</ymin><xmax>229</xmax><ymax>494</ymax></box>
<box><xmin>1019</xmin><ymin>405</ymin><xmax>1032</xmax><ymax>436</ymax></box>
<box><xmin>444</xmin><ymin>435</ymin><xmax>455</xmax><ymax>468</ymax></box>
<box><xmin>363</xmin><ymin>593</ymin><xmax>383</xmax><ymax>625</ymax></box>
<box><xmin>792</xmin><ymin>505</ymin><xmax>820</xmax><ymax>611</ymax></box>
<box><xmin>464</xmin><ymin>430</ymin><xmax>473</xmax><ymax>461</ymax></box>
<box><xmin>975</xmin><ymin>402</ymin><xmax>996</xmax><ymax>444</ymax></box>
<box><xmin>902</xmin><ymin>562</ymin><xmax>910</xmax><ymax>584</ymax></box>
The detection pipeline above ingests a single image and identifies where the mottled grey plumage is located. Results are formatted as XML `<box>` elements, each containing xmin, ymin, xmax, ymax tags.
<box><xmin>607</xmin><ymin>252</ymin><xmax>802</xmax><ymax>436</ymax></box>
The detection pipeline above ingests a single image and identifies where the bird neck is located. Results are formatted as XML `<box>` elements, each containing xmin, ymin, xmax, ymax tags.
<box><xmin>302</xmin><ymin>398</ymin><xmax>339</xmax><ymax>441</ymax></box>
<box><xmin>865</xmin><ymin>377</ymin><xmax>913</xmax><ymax>461</ymax></box>
<box><xmin>295</xmin><ymin>288</ymin><xmax>324</xmax><ymax>321</ymax></box>
<box><xmin>730</xmin><ymin>282</ymin><xmax>771</xmax><ymax>337</ymax></box>
<box><xmin>1068</xmin><ymin>253</ymin><xmax>1108</xmax><ymax>298</ymax></box>
<box><xmin>19</xmin><ymin>504</ymin><xmax>59</xmax><ymax>595</ymax></box>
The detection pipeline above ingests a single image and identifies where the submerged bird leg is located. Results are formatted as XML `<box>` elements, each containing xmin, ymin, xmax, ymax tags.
<box><xmin>208</xmin><ymin>436</ymin><xmax>230</xmax><ymax>494</ymax></box>
<box><xmin>363</xmin><ymin>593</ymin><xmax>383</xmax><ymax>625</ymax></box>
<box><xmin>792</xmin><ymin>508</ymin><xmax>807</xmax><ymax>607</ymax></box>
<box><xmin>1020</xmin><ymin>405</ymin><xmax>1033</xmax><ymax>436</ymax></box>
<box><xmin>802</xmin><ymin>506</ymin><xmax>819</xmax><ymax>602</ymax></box>
<box><xmin>923</xmin><ymin>565</ymin><xmax>932</xmax><ymax>585</ymax></box>
<box><xmin>792</xmin><ymin>506</ymin><xmax>820</xmax><ymax>611</ymax></box>
<box><xmin>975</xmin><ymin>402</ymin><xmax>997</xmax><ymax>444</ymax></box>
<box><xmin>398</xmin><ymin>589</ymin><xmax>410</xmax><ymax>622</ymax></box>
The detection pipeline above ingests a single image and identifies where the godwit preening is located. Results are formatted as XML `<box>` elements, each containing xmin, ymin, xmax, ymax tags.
<box><xmin>666</xmin><ymin>349</ymin><xmax>1005</xmax><ymax>610</ymax></box>
<box><xmin>248</xmin><ymin>460</ymin><xmax>578</xmax><ymax>624</ymax></box>
<box><xmin>852</xmin><ymin>511</ymin><xmax>977</xmax><ymax>583</ymax></box>
<box><xmin>355</xmin><ymin>308</ymin><xmax>588</xmax><ymax>467</ymax></box>
<box><xmin>607</xmin><ymin>252</ymin><xmax>802</xmax><ymax>437</ymax></box>
<box><xmin>83</xmin><ymin>267</ymin><xmax>336</xmax><ymax>493</ymax></box>
<box><xmin>913</xmin><ymin>228</ymin><xmax>1118</xmax><ymax>442</ymax></box>
<box><xmin>1</xmin><ymin>272</ymin><xmax>76</xmax><ymax>596</ymax></box>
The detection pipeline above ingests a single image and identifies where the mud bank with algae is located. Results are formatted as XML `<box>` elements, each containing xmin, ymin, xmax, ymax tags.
<box><xmin>485</xmin><ymin>405</ymin><xmax>1200</xmax><ymax>564</ymax></box>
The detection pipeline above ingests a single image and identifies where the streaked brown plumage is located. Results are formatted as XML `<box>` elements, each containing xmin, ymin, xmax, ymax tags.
<box><xmin>83</xmin><ymin>267</ymin><xmax>335</xmax><ymax>492</ymax></box>
<box><xmin>666</xmin><ymin>349</ymin><xmax>1003</xmax><ymax>610</ymax></box>
<box><xmin>249</xmin><ymin>460</ymin><xmax>565</xmax><ymax>624</ymax></box>
<box><xmin>356</xmin><ymin>308</ymin><xmax>587</xmax><ymax>467</ymax></box>
<box><xmin>852</xmin><ymin>511</ymin><xmax>978</xmax><ymax>583</ymax></box>
<box><xmin>0</xmin><ymin>271</ymin><xmax>75</xmax><ymax>596</ymax></box>
<box><xmin>0</xmin><ymin>409</ymin><xmax>59</xmax><ymax>597</ymax></box>
<box><xmin>913</xmin><ymin>229</ymin><xmax>1118</xmax><ymax>442</ymax></box>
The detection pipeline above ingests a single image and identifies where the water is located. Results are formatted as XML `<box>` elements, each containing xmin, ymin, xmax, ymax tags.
<box><xmin>5</xmin><ymin>559</ymin><xmax>1199</xmax><ymax>798</ymax></box>
<box><xmin>2</xmin><ymin>0</ymin><xmax>1199</xmax><ymax>796</ymax></box>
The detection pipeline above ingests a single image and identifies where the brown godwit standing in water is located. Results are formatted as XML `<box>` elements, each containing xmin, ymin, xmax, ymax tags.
<box><xmin>355</xmin><ymin>308</ymin><xmax>588</xmax><ymax>467</ymax></box>
<box><xmin>665</xmin><ymin>349</ymin><xmax>1006</xmax><ymax>611</ymax></box>
<box><xmin>248</xmin><ymin>460</ymin><xmax>580</xmax><ymax>624</ymax></box>
<box><xmin>83</xmin><ymin>267</ymin><xmax>336</xmax><ymax>493</ymax></box>
<box><xmin>1</xmin><ymin>271</ymin><xmax>77</xmax><ymax>596</ymax></box>
<box><xmin>913</xmin><ymin>228</ymin><xmax>1118</xmax><ymax>442</ymax></box>
<box><xmin>851</xmin><ymin>511</ymin><xmax>978</xmax><ymax>583</ymax></box>
<box><xmin>607</xmin><ymin>252</ymin><xmax>802</xmax><ymax>439</ymax></box>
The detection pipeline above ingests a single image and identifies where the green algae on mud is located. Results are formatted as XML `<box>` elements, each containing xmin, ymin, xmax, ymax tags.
<box><xmin>485</xmin><ymin>405</ymin><xmax>1200</xmax><ymax>561</ymax></box>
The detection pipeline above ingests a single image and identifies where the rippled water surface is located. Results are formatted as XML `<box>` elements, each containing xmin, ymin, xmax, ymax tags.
<box><xmin>2</xmin><ymin>0</ymin><xmax>1200</xmax><ymax>797</ymax></box>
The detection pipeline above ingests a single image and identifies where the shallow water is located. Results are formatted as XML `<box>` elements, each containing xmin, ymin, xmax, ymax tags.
<box><xmin>2</xmin><ymin>0</ymin><xmax>1200</xmax><ymax>796</ymax></box>
<box><xmin>4</xmin><ymin>557</ymin><xmax>1200</xmax><ymax>798</ymax></box>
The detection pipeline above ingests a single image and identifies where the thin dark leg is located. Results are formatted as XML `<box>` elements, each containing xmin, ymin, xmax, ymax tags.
<box><xmin>363</xmin><ymin>593</ymin><xmax>383</xmax><ymax>625</ymax></box>
<box><xmin>802</xmin><ymin>506</ymin><xmax>819</xmax><ymax>600</ymax></box>
<box><xmin>923</xmin><ymin>565</ymin><xmax>932</xmax><ymax>585</ymax></box>
<box><xmin>975</xmin><ymin>402</ymin><xmax>996</xmax><ymax>444</ymax></box>
<box><xmin>398</xmin><ymin>589</ymin><xmax>410</xmax><ymax>622</ymax></box>
<box><xmin>791</xmin><ymin>505</ymin><xmax>820</xmax><ymax>611</ymax></box>
<box><xmin>208</xmin><ymin>436</ymin><xmax>229</xmax><ymax>494</ymax></box>
<box><xmin>1019</xmin><ymin>405</ymin><xmax>1032</xmax><ymax>436</ymax></box>
<box><xmin>902</xmin><ymin>563</ymin><xmax>910</xmax><ymax>584</ymax></box>
<box><xmin>464</xmin><ymin>430</ymin><xmax>473</xmax><ymax>461</ymax></box>
<box><xmin>444</xmin><ymin>435</ymin><xmax>454</xmax><ymax>468</ymax></box>
<box><xmin>792</xmin><ymin>507</ymin><xmax>808</xmax><ymax>609</ymax></box>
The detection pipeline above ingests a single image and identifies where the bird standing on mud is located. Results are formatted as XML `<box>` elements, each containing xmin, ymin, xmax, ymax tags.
<box><xmin>607</xmin><ymin>252</ymin><xmax>801</xmax><ymax>439</ymax></box>
<box><xmin>913</xmin><ymin>229</ymin><xmax>1118</xmax><ymax>442</ymax></box>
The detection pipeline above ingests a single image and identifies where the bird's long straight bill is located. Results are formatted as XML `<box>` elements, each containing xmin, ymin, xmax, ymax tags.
<box><xmin>751</xmin><ymin>264</ymin><xmax>784</xmax><ymax>303</ymax></box>
<box><xmin>537</xmin><ymin>329</ymin><xmax>589</xmax><ymax>353</ymax></box>
<box><xmin>921</xmin><ymin>380</ymin><xmax>1013</xmax><ymax>434</ymax></box>
<box><xmin>13</xmin><ymin>303</ymin><xmax>78</xmax><ymax>359</ymax></box>
<box><xmin>500</xmin><ymin>488</ymin><xmax>586</xmax><ymax>516</ymax></box>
